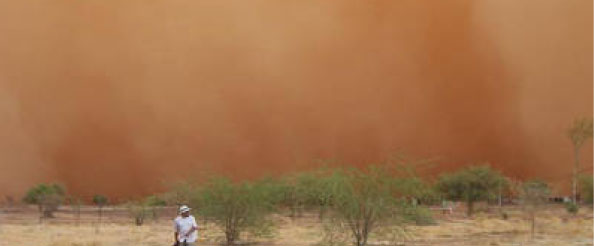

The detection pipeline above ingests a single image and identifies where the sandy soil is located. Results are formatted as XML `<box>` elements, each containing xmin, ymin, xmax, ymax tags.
<box><xmin>0</xmin><ymin>205</ymin><xmax>591</xmax><ymax>246</ymax></box>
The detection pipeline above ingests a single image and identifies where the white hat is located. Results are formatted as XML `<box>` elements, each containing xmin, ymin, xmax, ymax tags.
<box><xmin>179</xmin><ymin>205</ymin><xmax>191</xmax><ymax>213</ymax></box>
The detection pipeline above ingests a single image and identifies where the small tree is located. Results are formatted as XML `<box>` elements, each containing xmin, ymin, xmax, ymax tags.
<box><xmin>321</xmin><ymin>166</ymin><xmax>421</xmax><ymax>246</ymax></box>
<box><xmin>436</xmin><ymin>165</ymin><xmax>506</xmax><ymax>216</ymax></box>
<box><xmin>281</xmin><ymin>168</ymin><xmax>335</xmax><ymax>219</ymax></box>
<box><xmin>127</xmin><ymin>201</ymin><xmax>148</xmax><ymax>226</ymax></box>
<box><xmin>22</xmin><ymin>183</ymin><xmax>66</xmax><ymax>219</ymax></box>
<box><xmin>193</xmin><ymin>177</ymin><xmax>280</xmax><ymax>245</ymax></box>
<box><xmin>92</xmin><ymin>194</ymin><xmax>109</xmax><ymax>226</ymax></box>
<box><xmin>567</xmin><ymin>118</ymin><xmax>593</xmax><ymax>203</ymax></box>
<box><xmin>520</xmin><ymin>180</ymin><xmax>550</xmax><ymax>239</ymax></box>
<box><xmin>125</xmin><ymin>195</ymin><xmax>167</xmax><ymax>226</ymax></box>
<box><xmin>68</xmin><ymin>196</ymin><xmax>83</xmax><ymax>226</ymax></box>
<box><xmin>281</xmin><ymin>172</ymin><xmax>316</xmax><ymax>217</ymax></box>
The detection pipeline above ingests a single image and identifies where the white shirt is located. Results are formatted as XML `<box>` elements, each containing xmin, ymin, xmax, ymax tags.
<box><xmin>174</xmin><ymin>215</ymin><xmax>198</xmax><ymax>243</ymax></box>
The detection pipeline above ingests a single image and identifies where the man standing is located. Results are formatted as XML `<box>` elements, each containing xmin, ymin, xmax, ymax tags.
<box><xmin>173</xmin><ymin>205</ymin><xmax>198</xmax><ymax>246</ymax></box>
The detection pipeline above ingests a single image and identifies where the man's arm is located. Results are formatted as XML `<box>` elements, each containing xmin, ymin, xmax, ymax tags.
<box><xmin>185</xmin><ymin>226</ymin><xmax>196</xmax><ymax>237</ymax></box>
<box><xmin>184</xmin><ymin>217</ymin><xmax>198</xmax><ymax>237</ymax></box>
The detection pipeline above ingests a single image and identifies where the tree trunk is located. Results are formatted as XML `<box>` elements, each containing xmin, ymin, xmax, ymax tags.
<box><xmin>498</xmin><ymin>182</ymin><xmax>502</xmax><ymax>207</ymax></box>
<box><xmin>225</xmin><ymin>218</ymin><xmax>239</xmax><ymax>245</ymax></box>
<box><xmin>75</xmin><ymin>205</ymin><xmax>80</xmax><ymax>226</ymax></box>
<box><xmin>98</xmin><ymin>207</ymin><xmax>103</xmax><ymax>224</ymax></box>
<box><xmin>355</xmin><ymin>233</ymin><xmax>363</xmax><ymax>246</ymax></box>
<box><xmin>38</xmin><ymin>204</ymin><xmax>43</xmax><ymax>223</ymax></box>
<box><xmin>318</xmin><ymin>206</ymin><xmax>327</xmax><ymax>220</ymax></box>
<box><xmin>572</xmin><ymin>146</ymin><xmax>580</xmax><ymax>203</ymax></box>
<box><xmin>225</xmin><ymin>228</ymin><xmax>238</xmax><ymax>245</ymax></box>
<box><xmin>531</xmin><ymin>213</ymin><xmax>535</xmax><ymax>239</ymax></box>
<box><xmin>96</xmin><ymin>207</ymin><xmax>103</xmax><ymax>233</ymax></box>
<box><xmin>361</xmin><ymin>230</ymin><xmax>368</xmax><ymax>246</ymax></box>
<box><xmin>467</xmin><ymin>200</ymin><xmax>474</xmax><ymax>217</ymax></box>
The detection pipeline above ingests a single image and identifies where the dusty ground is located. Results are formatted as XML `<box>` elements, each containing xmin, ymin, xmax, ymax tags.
<box><xmin>0</xmin><ymin>205</ymin><xmax>591</xmax><ymax>246</ymax></box>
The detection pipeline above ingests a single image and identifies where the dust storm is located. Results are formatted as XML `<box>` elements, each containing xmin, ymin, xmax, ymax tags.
<box><xmin>0</xmin><ymin>1</ymin><xmax>591</xmax><ymax>198</ymax></box>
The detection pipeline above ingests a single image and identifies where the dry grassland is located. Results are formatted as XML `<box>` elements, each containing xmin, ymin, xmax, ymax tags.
<box><xmin>0</xmin><ymin>205</ymin><xmax>591</xmax><ymax>246</ymax></box>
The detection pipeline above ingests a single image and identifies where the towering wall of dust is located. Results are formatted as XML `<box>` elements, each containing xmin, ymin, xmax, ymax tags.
<box><xmin>0</xmin><ymin>1</ymin><xmax>591</xmax><ymax>198</ymax></box>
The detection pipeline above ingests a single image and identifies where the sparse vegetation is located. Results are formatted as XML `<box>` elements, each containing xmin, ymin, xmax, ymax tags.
<box><xmin>4</xmin><ymin>164</ymin><xmax>592</xmax><ymax>246</ymax></box>
<box><xmin>316</xmin><ymin>166</ymin><xmax>428</xmax><ymax>246</ymax></box>
<box><xmin>1</xmin><ymin>206</ymin><xmax>591</xmax><ymax>246</ymax></box>
<box><xmin>127</xmin><ymin>201</ymin><xmax>148</xmax><ymax>226</ymax></box>
<box><xmin>520</xmin><ymin>180</ymin><xmax>550</xmax><ymax>239</ymax></box>
<box><xmin>436</xmin><ymin>165</ymin><xmax>507</xmax><ymax>216</ymax></box>
<box><xmin>22</xmin><ymin>183</ymin><xmax>66</xmax><ymax>219</ymax></box>
<box><xmin>67</xmin><ymin>196</ymin><xmax>82</xmax><ymax>226</ymax></box>
<box><xmin>92</xmin><ymin>194</ymin><xmax>108</xmax><ymax>227</ymax></box>
<box><xmin>280</xmin><ymin>167</ymin><xmax>339</xmax><ymax>219</ymax></box>
<box><xmin>144</xmin><ymin>195</ymin><xmax>167</xmax><ymax>221</ymax></box>
<box><xmin>9</xmin><ymin>162</ymin><xmax>591</xmax><ymax>246</ymax></box>
<box><xmin>164</xmin><ymin>181</ymin><xmax>195</xmax><ymax>207</ymax></box>
<box><xmin>565</xmin><ymin>201</ymin><xmax>579</xmax><ymax>215</ymax></box>
<box><xmin>192</xmin><ymin>177</ymin><xmax>281</xmax><ymax>245</ymax></box>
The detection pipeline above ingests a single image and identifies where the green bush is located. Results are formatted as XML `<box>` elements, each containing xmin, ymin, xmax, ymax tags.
<box><xmin>92</xmin><ymin>194</ymin><xmax>108</xmax><ymax>206</ymax></box>
<box><xmin>22</xmin><ymin>183</ymin><xmax>66</xmax><ymax>218</ymax></box>
<box><xmin>436</xmin><ymin>165</ymin><xmax>506</xmax><ymax>216</ymax></box>
<box><xmin>281</xmin><ymin>168</ymin><xmax>339</xmax><ymax>218</ymax></box>
<box><xmin>566</xmin><ymin>202</ymin><xmax>579</xmax><ymax>215</ymax></box>
<box><xmin>92</xmin><ymin>194</ymin><xmax>109</xmax><ymax>225</ymax></box>
<box><xmin>319</xmin><ymin>166</ymin><xmax>425</xmax><ymax>246</ymax></box>
<box><xmin>410</xmin><ymin>207</ymin><xmax>435</xmax><ymax>226</ymax></box>
<box><xmin>144</xmin><ymin>195</ymin><xmax>166</xmax><ymax>206</ymax></box>
<box><xmin>192</xmin><ymin>177</ymin><xmax>281</xmax><ymax>245</ymax></box>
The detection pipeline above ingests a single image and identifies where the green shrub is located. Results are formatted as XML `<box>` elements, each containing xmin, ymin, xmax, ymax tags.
<box><xmin>144</xmin><ymin>195</ymin><xmax>167</xmax><ymax>221</ymax></box>
<box><xmin>92</xmin><ymin>194</ymin><xmax>108</xmax><ymax>207</ymax></box>
<box><xmin>410</xmin><ymin>207</ymin><xmax>435</xmax><ymax>226</ymax></box>
<box><xmin>92</xmin><ymin>194</ymin><xmax>109</xmax><ymax>225</ymax></box>
<box><xmin>566</xmin><ymin>202</ymin><xmax>579</xmax><ymax>215</ymax></box>
<box><xmin>22</xmin><ymin>183</ymin><xmax>66</xmax><ymax>218</ymax></box>
<box><xmin>319</xmin><ymin>166</ymin><xmax>425</xmax><ymax>246</ymax></box>
<box><xmin>436</xmin><ymin>165</ymin><xmax>507</xmax><ymax>216</ymax></box>
<box><xmin>192</xmin><ymin>177</ymin><xmax>280</xmax><ymax>245</ymax></box>
<box><xmin>281</xmin><ymin>168</ymin><xmax>339</xmax><ymax>218</ymax></box>
<box><xmin>144</xmin><ymin>195</ymin><xmax>166</xmax><ymax>206</ymax></box>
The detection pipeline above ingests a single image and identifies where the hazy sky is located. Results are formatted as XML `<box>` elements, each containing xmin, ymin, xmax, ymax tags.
<box><xmin>0</xmin><ymin>1</ymin><xmax>591</xmax><ymax>198</ymax></box>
